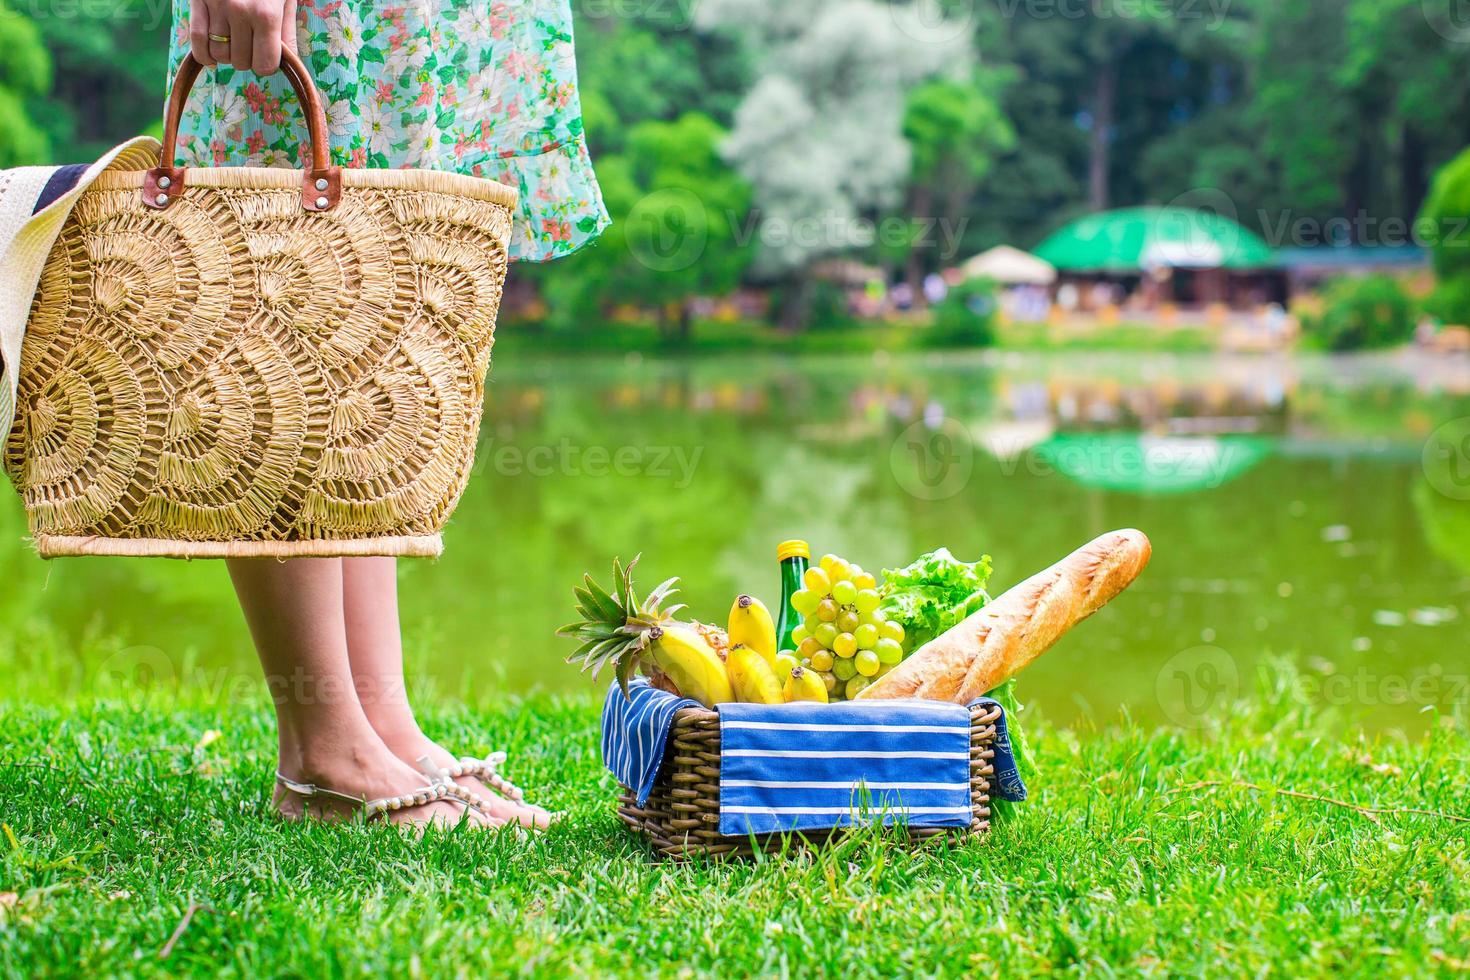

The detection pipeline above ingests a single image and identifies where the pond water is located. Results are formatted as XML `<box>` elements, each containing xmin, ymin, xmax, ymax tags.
<box><xmin>4</xmin><ymin>348</ymin><xmax>1468</xmax><ymax>731</ymax></box>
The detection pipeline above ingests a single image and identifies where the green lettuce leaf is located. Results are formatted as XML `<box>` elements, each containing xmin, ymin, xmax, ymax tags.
<box><xmin>877</xmin><ymin>547</ymin><xmax>992</xmax><ymax>651</ymax></box>
<box><xmin>983</xmin><ymin>678</ymin><xmax>1035</xmax><ymax>819</ymax></box>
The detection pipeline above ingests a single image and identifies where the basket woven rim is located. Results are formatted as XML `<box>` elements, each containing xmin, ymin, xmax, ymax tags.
<box><xmin>666</xmin><ymin>702</ymin><xmax>1005</xmax><ymax>724</ymax></box>
<box><xmin>89</xmin><ymin>167</ymin><xmax>519</xmax><ymax>209</ymax></box>
<box><xmin>31</xmin><ymin>534</ymin><xmax>444</xmax><ymax>559</ymax></box>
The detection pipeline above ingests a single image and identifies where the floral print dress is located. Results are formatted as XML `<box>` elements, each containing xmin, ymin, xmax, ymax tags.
<box><xmin>168</xmin><ymin>0</ymin><xmax>608</xmax><ymax>262</ymax></box>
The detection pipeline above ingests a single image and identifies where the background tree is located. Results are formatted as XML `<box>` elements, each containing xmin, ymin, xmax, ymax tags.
<box><xmin>574</xmin><ymin>12</ymin><xmax>748</xmax><ymax>154</ymax></box>
<box><xmin>1341</xmin><ymin>0</ymin><xmax>1470</xmax><ymax>223</ymax></box>
<box><xmin>524</xmin><ymin>113</ymin><xmax>752</xmax><ymax>342</ymax></box>
<box><xmin>1251</xmin><ymin>0</ymin><xmax>1369</xmax><ymax>235</ymax></box>
<box><xmin>695</xmin><ymin>0</ymin><xmax>969</xmax><ymax>328</ymax></box>
<box><xmin>0</xmin><ymin>4</ymin><xmax>51</xmax><ymax>166</ymax></box>
<box><xmin>898</xmin><ymin>71</ymin><xmax>1015</xmax><ymax>297</ymax></box>
<box><xmin>614</xmin><ymin>113</ymin><xmax>753</xmax><ymax>342</ymax></box>
<box><xmin>32</xmin><ymin>0</ymin><xmax>168</xmax><ymax>160</ymax></box>
<box><xmin>1418</xmin><ymin>146</ymin><xmax>1470</xmax><ymax>327</ymax></box>
<box><xmin>15</xmin><ymin>0</ymin><xmax>1470</xmax><ymax>336</ymax></box>
<box><xmin>990</xmin><ymin>0</ymin><xmax>1214</xmax><ymax>216</ymax></box>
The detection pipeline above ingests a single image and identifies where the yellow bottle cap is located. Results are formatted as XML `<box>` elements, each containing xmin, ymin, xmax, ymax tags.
<box><xmin>777</xmin><ymin>539</ymin><xmax>810</xmax><ymax>561</ymax></box>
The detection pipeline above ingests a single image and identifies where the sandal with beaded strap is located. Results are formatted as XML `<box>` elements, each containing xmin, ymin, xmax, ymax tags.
<box><xmin>417</xmin><ymin>752</ymin><xmax>560</xmax><ymax>826</ymax></box>
<box><xmin>274</xmin><ymin>772</ymin><xmax>474</xmax><ymax>826</ymax></box>
<box><xmin>418</xmin><ymin>751</ymin><xmax>526</xmax><ymax>805</ymax></box>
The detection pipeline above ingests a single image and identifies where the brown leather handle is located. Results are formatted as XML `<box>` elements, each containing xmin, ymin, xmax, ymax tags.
<box><xmin>144</xmin><ymin>49</ymin><xmax>341</xmax><ymax>212</ymax></box>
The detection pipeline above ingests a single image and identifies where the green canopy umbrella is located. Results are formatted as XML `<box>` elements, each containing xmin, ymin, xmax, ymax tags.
<box><xmin>1034</xmin><ymin>207</ymin><xmax>1274</xmax><ymax>272</ymax></box>
<box><xmin>1032</xmin><ymin>433</ymin><xmax>1274</xmax><ymax>494</ymax></box>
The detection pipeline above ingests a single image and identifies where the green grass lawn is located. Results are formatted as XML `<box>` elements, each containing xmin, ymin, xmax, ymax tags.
<box><xmin>1</xmin><ymin>679</ymin><xmax>1467</xmax><ymax>977</ymax></box>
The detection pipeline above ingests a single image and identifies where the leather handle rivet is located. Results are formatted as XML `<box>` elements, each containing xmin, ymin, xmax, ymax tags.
<box><xmin>154</xmin><ymin>52</ymin><xmax>334</xmax><ymax>213</ymax></box>
<box><xmin>315</xmin><ymin>196</ymin><xmax>329</xmax><ymax>209</ymax></box>
<box><xmin>155</xmin><ymin>193</ymin><xmax>170</xmax><ymax>206</ymax></box>
<box><xmin>158</xmin><ymin>176</ymin><xmax>171</xmax><ymax>189</ymax></box>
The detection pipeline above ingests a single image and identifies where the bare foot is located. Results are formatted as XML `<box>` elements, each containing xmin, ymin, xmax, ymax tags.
<box><xmin>386</xmin><ymin>734</ymin><xmax>554</xmax><ymax>830</ymax></box>
<box><xmin>275</xmin><ymin>741</ymin><xmax>494</xmax><ymax>830</ymax></box>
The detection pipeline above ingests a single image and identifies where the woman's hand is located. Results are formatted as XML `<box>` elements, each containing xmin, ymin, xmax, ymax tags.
<box><xmin>189</xmin><ymin>0</ymin><xmax>298</xmax><ymax>74</ymax></box>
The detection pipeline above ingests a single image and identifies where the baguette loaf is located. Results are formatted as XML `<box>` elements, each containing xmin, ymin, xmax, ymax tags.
<box><xmin>858</xmin><ymin>529</ymin><xmax>1151</xmax><ymax>703</ymax></box>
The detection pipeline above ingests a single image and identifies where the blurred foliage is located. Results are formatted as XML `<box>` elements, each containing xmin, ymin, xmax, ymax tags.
<box><xmin>0</xmin><ymin>1</ymin><xmax>51</xmax><ymax>166</ymax></box>
<box><xmin>10</xmin><ymin>0</ymin><xmax>1470</xmax><ymax>331</ymax></box>
<box><xmin>518</xmin><ymin>111</ymin><xmax>752</xmax><ymax>340</ymax></box>
<box><xmin>891</xmin><ymin>73</ymin><xmax>1015</xmax><ymax>289</ymax></box>
<box><xmin>1413</xmin><ymin>476</ymin><xmax>1470</xmax><ymax>578</ymax></box>
<box><xmin>1299</xmin><ymin>274</ymin><xmax>1417</xmax><ymax>351</ymax></box>
<box><xmin>922</xmin><ymin>277</ymin><xmax>997</xmax><ymax>349</ymax></box>
<box><xmin>1419</xmin><ymin>146</ymin><xmax>1470</xmax><ymax>326</ymax></box>
<box><xmin>30</xmin><ymin>0</ymin><xmax>169</xmax><ymax>161</ymax></box>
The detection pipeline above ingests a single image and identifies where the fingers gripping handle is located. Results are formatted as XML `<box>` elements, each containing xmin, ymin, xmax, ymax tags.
<box><xmin>144</xmin><ymin>49</ymin><xmax>341</xmax><ymax>212</ymax></box>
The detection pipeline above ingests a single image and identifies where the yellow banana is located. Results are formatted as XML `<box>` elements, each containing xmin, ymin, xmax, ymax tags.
<box><xmin>783</xmin><ymin>664</ymin><xmax>829</xmax><ymax>704</ymax></box>
<box><xmin>647</xmin><ymin>624</ymin><xmax>735</xmax><ymax>707</ymax></box>
<box><xmin>727</xmin><ymin>594</ymin><xmax>778</xmax><ymax>665</ymax></box>
<box><xmin>727</xmin><ymin>643</ymin><xmax>784</xmax><ymax>704</ymax></box>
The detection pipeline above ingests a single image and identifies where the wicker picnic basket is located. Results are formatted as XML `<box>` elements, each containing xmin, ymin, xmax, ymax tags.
<box><xmin>616</xmin><ymin>702</ymin><xmax>1001</xmax><ymax>860</ymax></box>
<box><xmin>3</xmin><ymin>50</ymin><xmax>515</xmax><ymax>559</ymax></box>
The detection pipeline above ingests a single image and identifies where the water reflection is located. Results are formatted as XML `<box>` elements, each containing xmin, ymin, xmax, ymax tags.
<box><xmin>3</xmin><ymin>350</ymin><xmax>1467</xmax><ymax>729</ymax></box>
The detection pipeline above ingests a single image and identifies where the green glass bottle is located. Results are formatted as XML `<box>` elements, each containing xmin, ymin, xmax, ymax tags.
<box><xmin>775</xmin><ymin>539</ymin><xmax>811</xmax><ymax>653</ymax></box>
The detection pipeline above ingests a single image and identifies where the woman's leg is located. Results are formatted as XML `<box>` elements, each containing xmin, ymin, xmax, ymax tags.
<box><xmin>227</xmin><ymin>556</ymin><xmax>480</xmax><ymax>827</ymax></box>
<box><xmin>341</xmin><ymin>556</ymin><xmax>551</xmax><ymax>828</ymax></box>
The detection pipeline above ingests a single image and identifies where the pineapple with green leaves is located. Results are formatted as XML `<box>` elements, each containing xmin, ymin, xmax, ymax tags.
<box><xmin>559</xmin><ymin>556</ymin><xmax>734</xmax><ymax>706</ymax></box>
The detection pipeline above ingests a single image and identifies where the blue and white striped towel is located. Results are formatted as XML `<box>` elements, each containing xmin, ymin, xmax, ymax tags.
<box><xmin>601</xmin><ymin>679</ymin><xmax>701</xmax><ymax>806</ymax></box>
<box><xmin>601</xmin><ymin>680</ymin><xmax>1026</xmax><ymax>831</ymax></box>
<box><xmin>716</xmin><ymin>698</ymin><xmax>976</xmax><ymax>835</ymax></box>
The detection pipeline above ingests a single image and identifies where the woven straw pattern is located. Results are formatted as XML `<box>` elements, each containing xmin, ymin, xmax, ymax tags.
<box><xmin>616</xmin><ymin>703</ymin><xmax>999</xmax><ymax>860</ymax></box>
<box><xmin>4</xmin><ymin>169</ymin><xmax>513</xmax><ymax>558</ymax></box>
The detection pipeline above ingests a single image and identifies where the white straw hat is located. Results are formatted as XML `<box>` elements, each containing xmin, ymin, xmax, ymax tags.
<box><xmin>0</xmin><ymin>136</ymin><xmax>160</xmax><ymax>435</ymax></box>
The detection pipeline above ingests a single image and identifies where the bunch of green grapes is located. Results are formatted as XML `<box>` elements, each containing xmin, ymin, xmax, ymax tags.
<box><xmin>787</xmin><ymin>553</ymin><xmax>906</xmax><ymax>701</ymax></box>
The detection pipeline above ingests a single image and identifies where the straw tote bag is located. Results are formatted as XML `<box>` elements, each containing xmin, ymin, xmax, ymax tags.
<box><xmin>3</xmin><ymin>50</ymin><xmax>516</xmax><ymax>559</ymax></box>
